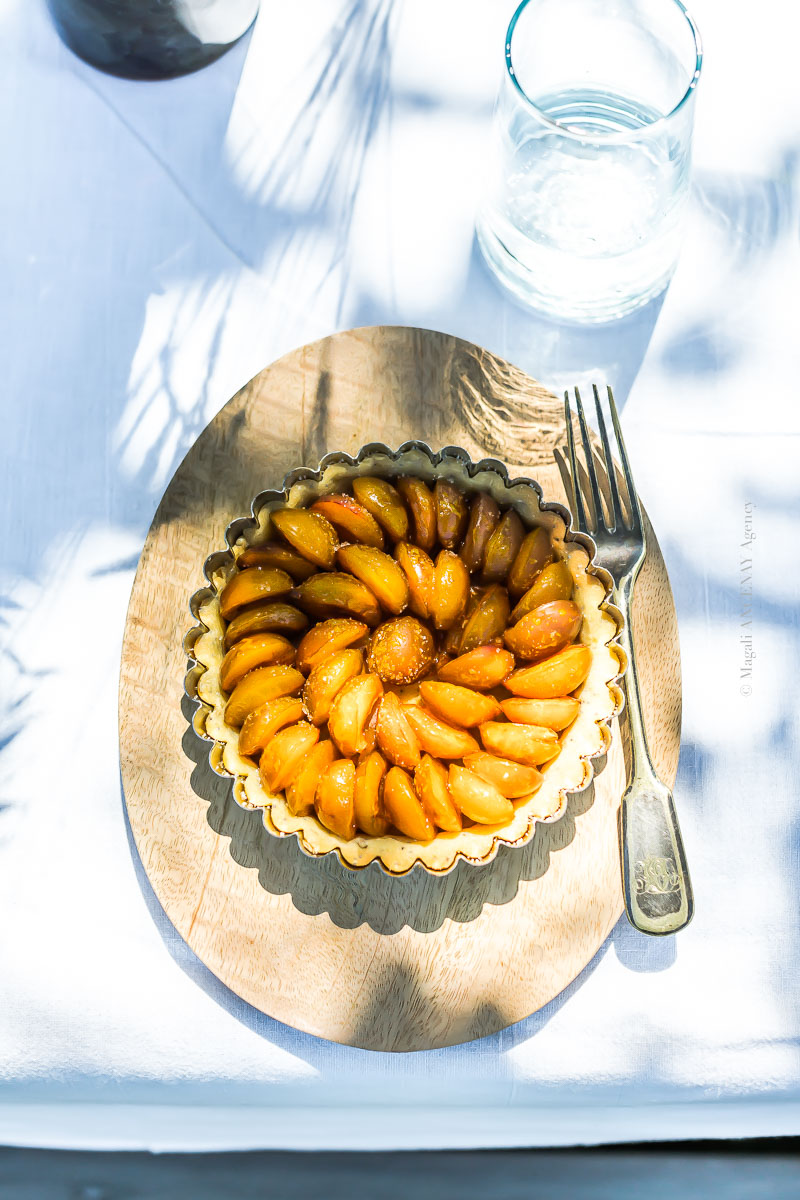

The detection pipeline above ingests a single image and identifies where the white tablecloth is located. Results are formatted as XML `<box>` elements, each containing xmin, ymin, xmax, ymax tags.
<box><xmin>1</xmin><ymin>0</ymin><xmax>799</xmax><ymax>1151</ymax></box>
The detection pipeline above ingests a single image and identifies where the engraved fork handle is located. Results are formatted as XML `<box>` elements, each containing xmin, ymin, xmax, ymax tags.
<box><xmin>616</xmin><ymin>575</ymin><xmax>694</xmax><ymax>935</ymax></box>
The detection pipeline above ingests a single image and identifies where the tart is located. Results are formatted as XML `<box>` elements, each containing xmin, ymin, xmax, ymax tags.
<box><xmin>186</xmin><ymin>444</ymin><xmax>623</xmax><ymax>875</ymax></box>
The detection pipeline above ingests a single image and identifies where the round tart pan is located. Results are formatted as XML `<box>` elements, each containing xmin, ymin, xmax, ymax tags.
<box><xmin>185</xmin><ymin>441</ymin><xmax>624</xmax><ymax>876</ymax></box>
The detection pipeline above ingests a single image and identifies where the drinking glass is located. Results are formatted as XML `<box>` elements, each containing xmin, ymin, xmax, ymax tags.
<box><xmin>476</xmin><ymin>0</ymin><xmax>702</xmax><ymax>322</ymax></box>
<box><xmin>47</xmin><ymin>0</ymin><xmax>259</xmax><ymax>80</ymax></box>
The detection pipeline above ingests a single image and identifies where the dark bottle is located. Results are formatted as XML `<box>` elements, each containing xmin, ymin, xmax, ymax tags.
<box><xmin>47</xmin><ymin>0</ymin><xmax>260</xmax><ymax>80</ymax></box>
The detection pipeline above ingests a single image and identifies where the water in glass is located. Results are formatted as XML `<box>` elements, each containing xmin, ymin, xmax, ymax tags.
<box><xmin>478</xmin><ymin>85</ymin><xmax>692</xmax><ymax>322</ymax></box>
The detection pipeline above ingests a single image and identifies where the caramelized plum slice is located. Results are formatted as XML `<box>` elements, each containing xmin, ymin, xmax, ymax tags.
<box><xmin>397</xmin><ymin>477</ymin><xmax>437</xmax><ymax>551</ymax></box>
<box><xmin>394</xmin><ymin>542</ymin><xmax>435</xmax><ymax>619</ymax></box>
<box><xmin>436</xmin><ymin>645</ymin><xmax>514</xmax><ymax>690</ymax></box>
<box><xmin>481</xmin><ymin>510</ymin><xmax>524</xmax><ymax>584</ymax></box>
<box><xmin>507</xmin><ymin>527</ymin><xmax>553</xmax><ymax>598</ymax></box>
<box><xmin>500</xmin><ymin>697</ymin><xmax>580</xmax><ymax>731</ymax></box>
<box><xmin>404</xmin><ymin>706</ymin><xmax>479</xmax><ymax>758</ymax></box>
<box><xmin>291</xmin><ymin>573</ymin><xmax>382</xmax><ymax>626</ymax></box>
<box><xmin>431</xmin><ymin>550</ymin><xmax>469</xmax><ymax>631</ymax></box>
<box><xmin>259</xmin><ymin>721</ymin><xmax>319</xmax><ymax>791</ymax></box>
<box><xmin>418</xmin><ymin>681</ymin><xmax>501</xmax><ymax>728</ymax></box>
<box><xmin>327</xmin><ymin>673</ymin><xmax>384</xmax><ymax>757</ymax></box>
<box><xmin>505</xmin><ymin>645</ymin><xmax>592</xmax><ymax>698</ymax></box>
<box><xmin>223</xmin><ymin>602</ymin><xmax>307</xmax><ymax>648</ymax></box>
<box><xmin>310</xmin><ymin>494</ymin><xmax>384</xmax><ymax>549</ymax></box>
<box><xmin>415</xmin><ymin>755</ymin><xmax>462</xmax><ymax>832</ymax></box>
<box><xmin>460</xmin><ymin>492</ymin><xmax>500</xmax><ymax>574</ymax></box>
<box><xmin>352</xmin><ymin>477</ymin><xmax>409</xmax><ymax>542</ymax></box>
<box><xmin>238</xmin><ymin>542</ymin><xmax>317</xmax><ymax>581</ymax></box>
<box><xmin>383</xmin><ymin>767</ymin><xmax>435</xmax><ymax>841</ymax></box>
<box><xmin>303</xmin><ymin>648</ymin><xmax>364</xmax><ymax>725</ymax></box>
<box><xmin>224</xmin><ymin>665</ymin><xmax>304</xmax><ymax>727</ymax></box>
<box><xmin>503</xmin><ymin>600</ymin><xmax>582</xmax><ymax>660</ymax></box>
<box><xmin>463</xmin><ymin>752</ymin><xmax>543</xmax><ymax>799</ymax></box>
<box><xmin>286</xmin><ymin>740</ymin><xmax>336</xmax><ymax>816</ymax></box>
<box><xmin>510</xmin><ymin>560</ymin><xmax>573</xmax><ymax>622</ymax></box>
<box><xmin>219</xmin><ymin>567</ymin><xmax>293</xmax><ymax>619</ymax></box>
<box><xmin>337</xmin><ymin>544</ymin><xmax>409</xmax><ymax>614</ymax></box>
<box><xmin>375</xmin><ymin>692</ymin><xmax>421</xmax><ymax>770</ymax></box>
<box><xmin>295</xmin><ymin>618</ymin><xmax>368</xmax><ymax>675</ymax></box>
<box><xmin>434</xmin><ymin>479</ymin><xmax>468</xmax><ymax>549</ymax></box>
<box><xmin>354</xmin><ymin>751</ymin><xmax>390</xmax><ymax>836</ymax></box>
<box><xmin>479</xmin><ymin>721</ymin><xmax>560</xmax><ymax>766</ymax></box>
<box><xmin>238</xmin><ymin>696</ymin><xmax>305</xmax><ymax>759</ymax></box>
<box><xmin>458</xmin><ymin>584</ymin><xmax>509</xmax><ymax>654</ymax></box>
<box><xmin>271</xmin><ymin>509</ymin><xmax>339</xmax><ymax>569</ymax></box>
<box><xmin>220</xmin><ymin>633</ymin><xmax>295</xmax><ymax>692</ymax></box>
<box><xmin>447</xmin><ymin>765</ymin><xmax>514</xmax><ymax>825</ymax></box>
<box><xmin>315</xmin><ymin>758</ymin><xmax>357</xmax><ymax>839</ymax></box>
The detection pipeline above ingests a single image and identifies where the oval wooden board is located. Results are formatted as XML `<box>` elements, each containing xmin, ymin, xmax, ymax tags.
<box><xmin>119</xmin><ymin>326</ymin><xmax>681</xmax><ymax>1052</ymax></box>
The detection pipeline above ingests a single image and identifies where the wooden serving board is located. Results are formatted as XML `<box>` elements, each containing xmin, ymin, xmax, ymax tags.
<box><xmin>119</xmin><ymin>326</ymin><xmax>681</xmax><ymax>1052</ymax></box>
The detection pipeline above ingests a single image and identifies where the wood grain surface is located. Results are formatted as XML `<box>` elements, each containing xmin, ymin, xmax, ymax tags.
<box><xmin>119</xmin><ymin>326</ymin><xmax>681</xmax><ymax>1052</ymax></box>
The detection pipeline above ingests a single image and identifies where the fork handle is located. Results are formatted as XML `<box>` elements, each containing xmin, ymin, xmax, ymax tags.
<box><xmin>619</xmin><ymin>782</ymin><xmax>693</xmax><ymax>936</ymax></box>
<box><xmin>616</xmin><ymin>577</ymin><xmax>694</xmax><ymax>935</ymax></box>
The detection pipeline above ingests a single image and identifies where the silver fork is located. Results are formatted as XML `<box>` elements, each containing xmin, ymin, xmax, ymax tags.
<box><xmin>564</xmin><ymin>384</ymin><xmax>693</xmax><ymax>936</ymax></box>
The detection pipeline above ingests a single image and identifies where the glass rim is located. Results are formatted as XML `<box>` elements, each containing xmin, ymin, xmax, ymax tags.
<box><xmin>504</xmin><ymin>0</ymin><xmax>703</xmax><ymax>142</ymax></box>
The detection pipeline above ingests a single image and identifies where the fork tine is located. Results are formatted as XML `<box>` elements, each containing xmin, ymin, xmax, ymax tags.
<box><xmin>592</xmin><ymin>384</ymin><xmax>623</xmax><ymax>531</ymax></box>
<box><xmin>606</xmin><ymin>386</ymin><xmax>643</xmax><ymax>530</ymax></box>
<box><xmin>558</xmin><ymin>445</ymin><xmax>604</xmax><ymax>527</ymax></box>
<box><xmin>574</xmin><ymin>386</ymin><xmax>606</xmax><ymax>532</ymax></box>
<box><xmin>564</xmin><ymin>392</ymin><xmax>590</xmax><ymax>532</ymax></box>
<box><xmin>553</xmin><ymin>445</ymin><xmax>574</xmax><ymax>502</ymax></box>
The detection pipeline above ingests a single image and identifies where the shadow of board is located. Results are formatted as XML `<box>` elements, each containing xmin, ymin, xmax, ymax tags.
<box><xmin>180</xmin><ymin>694</ymin><xmax>597</xmax><ymax>936</ymax></box>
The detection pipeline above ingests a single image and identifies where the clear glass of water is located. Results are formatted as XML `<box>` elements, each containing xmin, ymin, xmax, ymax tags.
<box><xmin>476</xmin><ymin>0</ymin><xmax>702</xmax><ymax>322</ymax></box>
